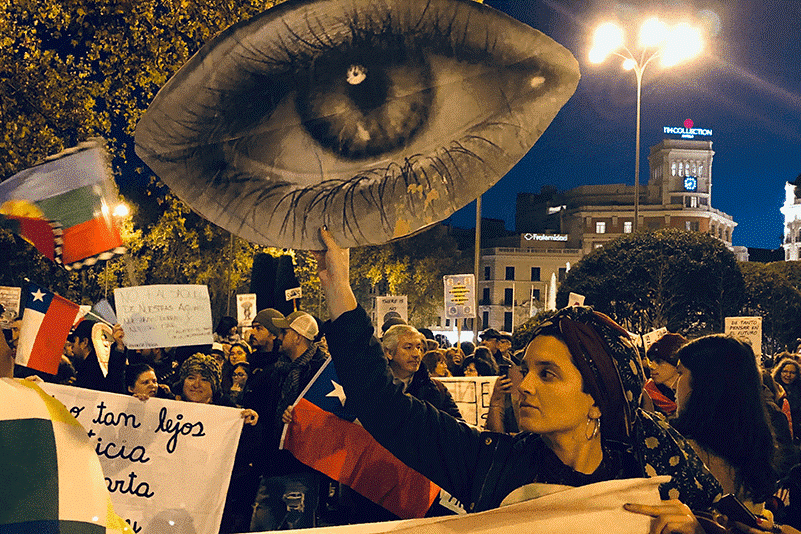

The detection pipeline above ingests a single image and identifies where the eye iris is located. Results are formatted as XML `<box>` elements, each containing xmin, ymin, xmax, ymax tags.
<box><xmin>296</xmin><ymin>50</ymin><xmax>433</xmax><ymax>160</ymax></box>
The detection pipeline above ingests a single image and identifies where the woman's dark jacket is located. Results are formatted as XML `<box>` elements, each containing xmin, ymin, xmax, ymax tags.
<box><xmin>323</xmin><ymin>306</ymin><xmax>721</xmax><ymax>514</ymax></box>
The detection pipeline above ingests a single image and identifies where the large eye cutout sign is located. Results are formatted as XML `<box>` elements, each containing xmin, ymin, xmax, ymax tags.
<box><xmin>135</xmin><ymin>0</ymin><xmax>580</xmax><ymax>249</ymax></box>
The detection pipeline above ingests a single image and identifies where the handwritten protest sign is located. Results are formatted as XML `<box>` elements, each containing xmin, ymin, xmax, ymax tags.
<box><xmin>438</xmin><ymin>376</ymin><xmax>498</xmax><ymax>427</ymax></box>
<box><xmin>114</xmin><ymin>284</ymin><xmax>213</xmax><ymax>349</ymax></box>
<box><xmin>725</xmin><ymin>316</ymin><xmax>763</xmax><ymax>356</ymax></box>
<box><xmin>39</xmin><ymin>384</ymin><xmax>243</xmax><ymax>534</ymax></box>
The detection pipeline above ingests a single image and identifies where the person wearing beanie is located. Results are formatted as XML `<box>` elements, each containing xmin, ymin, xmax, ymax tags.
<box><xmin>643</xmin><ymin>332</ymin><xmax>688</xmax><ymax>417</ymax></box>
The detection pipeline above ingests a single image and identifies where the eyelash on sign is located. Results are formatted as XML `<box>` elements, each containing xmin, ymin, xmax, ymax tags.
<box><xmin>134</xmin><ymin>0</ymin><xmax>580</xmax><ymax>249</ymax></box>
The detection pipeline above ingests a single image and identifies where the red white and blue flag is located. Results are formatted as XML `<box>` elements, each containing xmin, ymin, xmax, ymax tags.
<box><xmin>280</xmin><ymin>358</ymin><xmax>440</xmax><ymax>519</ymax></box>
<box><xmin>16</xmin><ymin>283</ymin><xmax>81</xmax><ymax>375</ymax></box>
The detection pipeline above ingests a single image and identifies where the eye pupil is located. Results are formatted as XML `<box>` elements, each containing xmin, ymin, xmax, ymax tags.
<box><xmin>297</xmin><ymin>51</ymin><xmax>433</xmax><ymax>160</ymax></box>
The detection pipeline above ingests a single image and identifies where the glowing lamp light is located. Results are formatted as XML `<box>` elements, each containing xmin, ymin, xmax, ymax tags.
<box><xmin>661</xmin><ymin>23</ymin><xmax>704</xmax><ymax>67</ymax></box>
<box><xmin>622</xmin><ymin>58</ymin><xmax>636</xmax><ymax>71</ymax></box>
<box><xmin>589</xmin><ymin>22</ymin><xmax>624</xmax><ymax>63</ymax></box>
<box><xmin>639</xmin><ymin>18</ymin><xmax>668</xmax><ymax>48</ymax></box>
<box><xmin>112</xmin><ymin>203</ymin><xmax>130</xmax><ymax>217</ymax></box>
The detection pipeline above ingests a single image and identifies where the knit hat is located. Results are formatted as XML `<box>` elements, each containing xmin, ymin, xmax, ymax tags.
<box><xmin>273</xmin><ymin>312</ymin><xmax>319</xmax><ymax>341</ymax></box>
<box><xmin>646</xmin><ymin>333</ymin><xmax>688</xmax><ymax>367</ymax></box>
<box><xmin>252</xmin><ymin>308</ymin><xmax>284</xmax><ymax>337</ymax></box>
<box><xmin>176</xmin><ymin>353</ymin><xmax>221</xmax><ymax>399</ymax></box>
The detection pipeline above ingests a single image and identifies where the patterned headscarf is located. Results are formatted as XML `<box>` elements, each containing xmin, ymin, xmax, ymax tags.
<box><xmin>527</xmin><ymin>306</ymin><xmax>722</xmax><ymax>509</ymax></box>
<box><xmin>176</xmin><ymin>353</ymin><xmax>222</xmax><ymax>400</ymax></box>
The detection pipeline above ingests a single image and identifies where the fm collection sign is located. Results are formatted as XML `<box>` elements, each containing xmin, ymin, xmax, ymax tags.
<box><xmin>663</xmin><ymin>119</ymin><xmax>712</xmax><ymax>139</ymax></box>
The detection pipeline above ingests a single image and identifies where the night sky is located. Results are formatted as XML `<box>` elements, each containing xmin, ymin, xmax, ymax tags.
<box><xmin>447</xmin><ymin>0</ymin><xmax>801</xmax><ymax>250</ymax></box>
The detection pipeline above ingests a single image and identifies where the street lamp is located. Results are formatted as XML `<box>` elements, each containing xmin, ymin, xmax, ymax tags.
<box><xmin>589</xmin><ymin>18</ymin><xmax>704</xmax><ymax>231</ymax></box>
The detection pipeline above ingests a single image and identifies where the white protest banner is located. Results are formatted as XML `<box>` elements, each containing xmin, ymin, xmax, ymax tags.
<box><xmin>39</xmin><ymin>383</ymin><xmax>243</xmax><ymax>534</ymax></box>
<box><xmin>114</xmin><ymin>284</ymin><xmax>213</xmax><ymax>349</ymax></box>
<box><xmin>725</xmin><ymin>316</ymin><xmax>763</xmax><ymax>356</ymax></box>
<box><xmin>237</xmin><ymin>293</ymin><xmax>257</xmax><ymax>327</ymax></box>
<box><xmin>251</xmin><ymin>476</ymin><xmax>668</xmax><ymax>534</ymax></box>
<box><xmin>437</xmin><ymin>376</ymin><xmax>498</xmax><ymax>427</ymax></box>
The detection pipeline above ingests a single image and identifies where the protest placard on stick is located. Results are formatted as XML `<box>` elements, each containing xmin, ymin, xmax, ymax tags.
<box><xmin>114</xmin><ymin>284</ymin><xmax>213</xmax><ymax>349</ymax></box>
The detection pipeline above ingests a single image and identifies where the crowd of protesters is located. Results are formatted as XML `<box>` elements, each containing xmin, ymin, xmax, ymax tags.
<box><xmin>6</xmin><ymin>236</ymin><xmax>801</xmax><ymax>534</ymax></box>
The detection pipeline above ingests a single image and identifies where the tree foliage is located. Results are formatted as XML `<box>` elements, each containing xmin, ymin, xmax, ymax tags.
<box><xmin>350</xmin><ymin>226</ymin><xmax>471</xmax><ymax>327</ymax></box>
<box><xmin>557</xmin><ymin>228</ymin><xmax>744</xmax><ymax>336</ymax></box>
<box><xmin>740</xmin><ymin>261</ymin><xmax>801</xmax><ymax>353</ymax></box>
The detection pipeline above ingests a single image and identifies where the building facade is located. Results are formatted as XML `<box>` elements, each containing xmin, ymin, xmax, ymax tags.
<box><xmin>472</xmin><ymin>139</ymin><xmax>741</xmax><ymax>331</ymax></box>
<box><xmin>781</xmin><ymin>180</ymin><xmax>801</xmax><ymax>260</ymax></box>
<box><xmin>477</xmin><ymin>235</ymin><xmax>583</xmax><ymax>332</ymax></box>
<box><xmin>517</xmin><ymin>139</ymin><xmax>737</xmax><ymax>256</ymax></box>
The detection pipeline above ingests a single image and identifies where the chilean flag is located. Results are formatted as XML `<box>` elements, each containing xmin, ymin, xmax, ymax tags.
<box><xmin>16</xmin><ymin>283</ymin><xmax>81</xmax><ymax>375</ymax></box>
<box><xmin>280</xmin><ymin>358</ymin><xmax>440</xmax><ymax>519</ymax></box>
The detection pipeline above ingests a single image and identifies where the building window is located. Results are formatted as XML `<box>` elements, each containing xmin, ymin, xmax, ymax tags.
<box><xmin>445</xmin><ymin>318</ymin><xmax>450</xmax><ymax>327</ymax></box>
<box><xmin>482</xmin><ymin>311</ymin><xmax>489</xmax><ymax>330</ymax></box>
<box><xmin>505</xmin><ymin>266</ymin><xmax>515</xmax><ymax>280</ymax></box>
<box><xmin>685</xmin><ymin>221</ymin><xmax>700</xmax><ymax>231</ymax></box>
<box><xmin>464</xmin><ymin>318</ymin><xmax>474</xmax><ymax>331</ymax></box>
<box><xmin>532</xmin><ymin>288</ymin><xmax>541</xmax><ymax>301</ymax></box>
<box><xmin>671</xmin><ymin>196</ymin><xmax>682</xmax><ymax>205</ymax></box>
<box><xmin>503</xmin><ymin>312</ymin><xmax>513</xmax><ymax>332</ymax></box>
<box><xmin>484</xmin><ymin>266</ymin><xmax>491</xmax><ymax>280</ymax></box>
<box><xmin>504</xmin><ymin>288</ymin><xmax>513</xmax><ymax>306</ymax></box>
<box><xmin>686</xmin><ymin>196</ymin><xmax>698</xmax><ymax>208</ymax></box>
<box><xmin>531</xmin><ymin>267</ymin><xmax>541</xmax><ymax>281</ymax></box>
<box><xmin>623</xmin><ymin>221</ymin><xmax>633</xmax><ymax>233</ymax></box>
<box><xmin>481</xmin><ymin>287</ymin><xmax>490</xmax><ymax>305</ymax></box>
<box><xmin>558</xmin><ymin>267</ymin><xmax>567</xmax><ymax>281</ymax></box>
<box><xmin>671</xmin><ymin>161</ymin><xmax>677</xmax><ymax>176</ymax></box>
<box><xmin>595</xmin><ymin>221</ymin><xmax>606</xmax><ymax>234</ymax></box>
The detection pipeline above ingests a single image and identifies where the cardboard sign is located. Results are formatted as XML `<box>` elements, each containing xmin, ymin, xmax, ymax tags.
<box><xmin>0</xmin><ymin>285</ymin><xmax>21</xmax><ymax>328</ymax></box>
<box><xmin>374</xmin><ymin>296</ymin><xmax>408</xmax><ymax>331</ymax></box>
<box><xmin>444</xmin><ymin>275</ymin><xmax>475</xmax><ymax>319</ymax></box>
<box><xmin>437</xmin><ymin>376</ymin><xmax>498</xmax><ymax>427</ymax></box>
<box><xmin>236</xmin><ymin>293</ymin><xmax>257</xmax><ymax>327</ymax></box>
<box><xmin>114</xmin><ymin>285</ymin><xmax>213</xmax><ymax>349</ymax></box>
<box><xmin>39</xmin><ymin>384</ymin><xmax>243</xmax><ymax>534</ymax></box>
<box><xmin>725</xmin><ymin>316</ymin><xmax>763</xmax><ymax>356</ymax></box>
<box><xmin>567</xmin><ymin>292</ymin><xmax>585</xmax><ymax>306</ymax></box>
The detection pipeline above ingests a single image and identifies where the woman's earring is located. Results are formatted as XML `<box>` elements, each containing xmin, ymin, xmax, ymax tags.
<box><xmin>585</xmin><ymin>416</ymin><xmax>600</xmax><ymax>441</ymax></box>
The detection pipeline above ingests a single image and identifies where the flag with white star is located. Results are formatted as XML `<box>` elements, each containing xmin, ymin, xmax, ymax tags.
<box><xmin>280</xmin><ymin>358</ymin><xmax>440</xmax><ymax>519</ymax></box>
<box><xmin>16</xmin><ymin>282</ymin><xmax>81</xmax><ymax>375</ymax></box>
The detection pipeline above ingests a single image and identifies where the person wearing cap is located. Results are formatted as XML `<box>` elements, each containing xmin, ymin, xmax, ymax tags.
<box><xmin>249</xmin><ymin>311</ymin><xmax>328</xmax><ymax>531</ymax></box>
<box><xmin>479</xmin><ymin>328</ymin><xmax>508</xmax><ymax>372</ymax></box>
<box><xmin>248</xmin><ymin>308</ymin><xmax>284</xmax><ymax>375</ymax></box>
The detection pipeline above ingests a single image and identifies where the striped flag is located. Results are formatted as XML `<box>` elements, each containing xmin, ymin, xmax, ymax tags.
<box><xmin>16</xmin><ymin>283</ymin><xmax>80</xmax><ymax>375</ymax></box>
<box><xmin>0</xmin><ymin>378</ymin><xmax>131</xmax><ymax>533</ymax></box>
<box><xmin>0</xmin><ymin>139</ymin><xmax>126</xmax><ymax>270</ymax></box>
<box><xmin>280</xmin><ymin>358</ymin><xmax>440</xmax><ymax>519</ymax></box>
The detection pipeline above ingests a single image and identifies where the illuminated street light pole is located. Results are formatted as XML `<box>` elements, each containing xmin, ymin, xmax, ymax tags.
<box><xmin>589</xmin><ymin>19</ymin><xmax>703</xmax><ymax>231</ymax></box>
